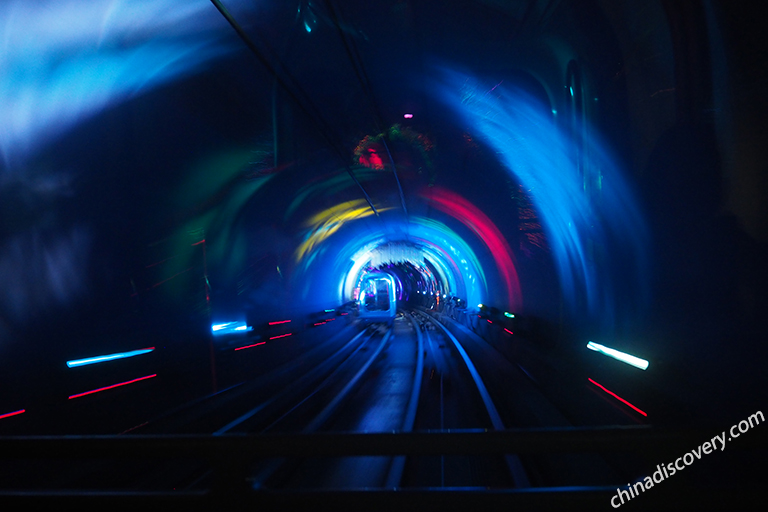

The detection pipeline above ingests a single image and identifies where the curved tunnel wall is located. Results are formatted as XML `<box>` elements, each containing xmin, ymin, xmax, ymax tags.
<box><xmin>1</xmin><ymin>1</ymin><xmax>766</xmax><ymax>427</ymax></box>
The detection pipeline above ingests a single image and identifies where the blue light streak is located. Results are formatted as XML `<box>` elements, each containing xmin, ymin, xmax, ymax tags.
<box><xmin>66</xmin><ymin>347</ymin><xmax>155</xmax><ymax>368</ymax></box>
<box><xmin>0</xmin><ymin>0</ymin><xmax>254</xmax><ymax>166</ymax></box>
<box><xmin>435</xmin><ymin>67</ymin><xmax>649</xmax><ymax>320</ymax></box>
<box><xmin>212</xmin><ymin>321</ymin><xmax>251</xmax><ymax>335</ymax></box>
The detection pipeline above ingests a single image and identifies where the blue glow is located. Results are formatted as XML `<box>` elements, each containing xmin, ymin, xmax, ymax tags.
<box><xmin>212</xmin><ymin>321</ymin><xmax>251</xmax><ymax>335</ymax></box>
<box><xmin>435</xmin><ymin>67</ymin><xmax>649</xmax><ymax>320</ymax></box>
<box><xmin>0</xmin><ymin>0</ymin><xmax>254</xmax><ymax>166</ymax></box>
<box><xmin>587</xmin><ymin>341</ymin><xmax>649</xmax><ymax>370</ymax></box>
<box><xmin>328</xmin><ymin>217</ymin><xmax>487</xmax><ymax>309</ymax></box>
<box><xmin>66</xmin><ymin>347</ymin><xmax>154</xmax><ymax>368</ymax></box>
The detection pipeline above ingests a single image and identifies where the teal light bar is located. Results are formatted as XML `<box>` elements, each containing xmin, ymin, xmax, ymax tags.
<box><xmin>586</xmin><ymin>341</ymin><xmax>649</xmax><ymax>370</ymax></box>
<box><xmin>67</xmin><ymin>347</ymin><xmax>155</xmax><ymax>368</ymax></box>
<box><xmin>504</xmin><ymin>312</ymin><xmax>515</xmax><ymax>318</ymax></box>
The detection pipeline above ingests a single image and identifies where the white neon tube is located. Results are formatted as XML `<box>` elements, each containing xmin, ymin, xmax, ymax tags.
<box><xmin>586</xmin><ymin>341</ymin><xmax>649</xmax><ymax>370</ymax></box>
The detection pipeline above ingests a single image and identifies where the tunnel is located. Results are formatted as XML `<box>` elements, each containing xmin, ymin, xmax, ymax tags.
<box><xmin>1</xmin><ymin>1</ymin><xmax>767</xmax><ymax>510</ymax></box>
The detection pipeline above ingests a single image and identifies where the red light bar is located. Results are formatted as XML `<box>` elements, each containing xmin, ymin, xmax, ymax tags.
<box><xmin>588</xmin><ymin>378</ymin><xmax>647</xmax><ymax>417</ymax></box>
<box><xmin>269</xmin><ymin>333</ymin><xmax>293</xmax><ymax>340</ymax></box>
<box><xmin>235</xmin><ymin>342</ymin><xmax>266</xmax><ymax>351</ymax></box>
<box><xmin>0</xmin><ymin>409</ymin><xmax>25</xmax><ymax>420</ymax></box>
<box><xmin>314</xmin><ymin>322</ymin><xmax>326</xmax><ymax>326</ymax></box>
<box><xmin>68</xmin><ymin>374</ymin><xmax>157</xmax><ymax>400</ymax></box>
<box><xmin>504</xmin><ymin>328</ymin><xmax>513</xmax><ymax>335</ymax></box>
<box><xmin>268</xmin><ymin>320</ymin><xmax>291</xmax><ymax>325</ymax></box>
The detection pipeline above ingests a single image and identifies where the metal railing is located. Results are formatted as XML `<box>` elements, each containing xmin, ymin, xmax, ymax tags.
<box><xmin>1</xmin><ymin>426</ymin><xmax>765</xmax><ymax>511</ymax></box>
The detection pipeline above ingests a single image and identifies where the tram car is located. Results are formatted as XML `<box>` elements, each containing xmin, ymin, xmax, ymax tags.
<box><xmin>357</xmin><ymin>272</ymin><xmax>397</xmax><ymax>326</ymax></box>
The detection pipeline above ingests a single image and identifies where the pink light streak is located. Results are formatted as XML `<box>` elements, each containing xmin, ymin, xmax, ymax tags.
<box><xmin>235</xmin><ymin>342</ymin><xmax>266</xmax><ymax>351</ymax></box>
<box><xmin>68</xmin><ymin>374</ymin><xmax>157</xmax><ymax>399</ymax></box>
<box><xmin>0</xmin><ymin>409</ymin><xmax>25</xmax><ymax>420</ymax></box>
<box><xmin>268</xmin><ymin>320</ymin><xmax>291</xmax><ymax>325</ymax></box>
<box><xmin>269</xmin><ymin>333</ymin><xmax>293</xmax><ymax>340</ymax></box>
<box><xmin>422</xmin><ymin>187</ymin><xmax>522</xmax><ymax>310</ymax></box>
<box><xmin>588</xmin><ymin>378</ymin><xmax>647</xmax><ymax>417</ymax></box>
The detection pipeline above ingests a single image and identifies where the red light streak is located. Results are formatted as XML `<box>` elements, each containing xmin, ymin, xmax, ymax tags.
<box><xmin>341</xmin><ymin>313</ymin><xmax>348</xmax><ymax>316</ymax></box>
<box><xmin>234</xmin><ymin>342</ymin><xmax>266</xmax><ymax>351</ymax></box>
<box><xmin>0</xmin><ymin>409</ymin><xmax>25</xmax><ymax>420</ymax></box>
<box><xmin>268</xmin><ymin>320</ymin><xmax>291</xmax><ymax>325</ymax></box>
<box><xmin>587</xmin><ymin>378</ymin><xmax>647</xmax><ymax>417</ymax></box>
<box><xmin>269</xmin><ymin>333</ymin><xmax>293</xmax><ymax>340</ymax></box>
<box><xmin>504</xmin><ymin>328</ymin><xmax>513</xmax><ymax>335</ymax></box>
<box><xmin>314</xmin><ymin>322</ymin><xmax>326</xmax><ymax>326</ymax></box>
<box><xmin>487</xmin><ymin>319</ymin><xmax>492</xmax><ymax>324</ymax></box>
<box><xmin>422</xmin><ymin>187</ymin><xmax>522</xmax><ymax>310</ymax></box>
<box><xmin>68</xmin><ymin>374</ymin><xmax>157</xmax><ymax>399</ymax></box>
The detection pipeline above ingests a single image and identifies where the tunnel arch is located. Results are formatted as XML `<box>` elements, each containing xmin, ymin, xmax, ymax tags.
<box><xmin>2</xmin><ymin>0</ymin><xmax>766</xmax><ymax>442</ymax></box>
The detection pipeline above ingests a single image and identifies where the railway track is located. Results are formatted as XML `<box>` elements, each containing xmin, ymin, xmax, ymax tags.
<box><xmin>2</xmin><ymin>308</ymin><xmax>628</xmax><ymax>495</ymax></box>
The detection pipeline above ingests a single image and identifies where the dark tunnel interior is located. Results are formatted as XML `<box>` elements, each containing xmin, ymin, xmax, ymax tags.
<box><xmin>1</xmin><ymin>1</ymin><xmax>767</xmax><ymax>509</ymax></box>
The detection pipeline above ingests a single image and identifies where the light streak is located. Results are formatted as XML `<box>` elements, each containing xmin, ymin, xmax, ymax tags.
<box><xmin>423</xmin><ymin>187</ymin><xmax>521</xmax><ymax>310</ymax></box>
<box><xmin>588</xmin><ymin>378</ymin><xmax>647</xmax><ymax>417</ymax></box>
<box><xmin>68</xmin><ymin>374</ymin><xmax>157</xmax><ymax>399</ymax></box>
<box><xmin>234</xmin><ymin>342</ymin><xmax>266</xmax><ymax>351</ymax></box>
<box><xmin>66</xmin><ymin>347</ymin><xmax>155</xmax><ymax>368</ymax></box>
<box><xmin>587</xmin><ymin>341</ymin><xmax>649</xmax><ymax>370</ymax></box>
<box><xmin>0</xmin><ymin>409</ymin><xmax>25</xmax><ymax>420</ymax></box>
<box><xmin>212</xmin><ymin>321</ymin><xmax>250</xmax><ymax>334</ymax></box>
<box><xmin>435</xmin><ymin>68</ymin><xmax>649</xmax><ymax>321</ymax></box>
<box><xmin>269</xmin><ymin>333</ymin><xmax>292</xmax><ymax>340</ymax></box>
<box><xmin>0</xmin><ymin>0</ymin><xmax>256</xmax><ymax>165</ymax></box>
